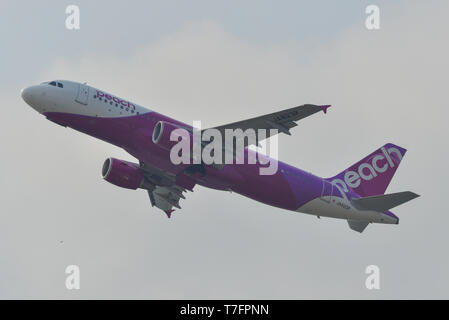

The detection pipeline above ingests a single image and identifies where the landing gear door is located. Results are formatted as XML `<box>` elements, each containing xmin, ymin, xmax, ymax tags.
<box><xmin>75</xmin><ymin>83</ymin><xmax>89</xmax><ymax>105</ymax></box>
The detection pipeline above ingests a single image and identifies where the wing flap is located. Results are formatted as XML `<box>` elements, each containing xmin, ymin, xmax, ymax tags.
<box><xmin>148</xmin><ymin>185</ymin><xmax>188</xmax><ymax>218</ymax></box>
<box><xmin>140</xmin><ymin>162</ymin><xmax>196</xmax><ymax>218</ymax></box>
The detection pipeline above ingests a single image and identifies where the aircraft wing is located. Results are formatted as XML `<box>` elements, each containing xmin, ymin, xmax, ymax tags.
<box><xmin>139</xmin><ymin>161</ymin><xmax>195</xmax><ymax>218</ymax></box>
<box><xmin>147</xmin><ymin>185</ymin><xmax>187</xmax><ymax>218</ymax></box>
<box><xmin>204</xmin><ymin>104</ymin><xmax>331</xmax><ymax>147</ymax></box>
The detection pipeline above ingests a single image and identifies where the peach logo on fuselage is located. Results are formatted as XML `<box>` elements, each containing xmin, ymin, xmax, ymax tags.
<box><xmin>96</xmin><ymin>90</ymin><xmax>136</xmax><ymax>110</ymax></box>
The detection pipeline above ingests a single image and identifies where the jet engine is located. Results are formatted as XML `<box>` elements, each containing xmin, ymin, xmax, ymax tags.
<box><xmin>101</xmin><ymin>158</ymin><xmax>144</xmax><ymax>190</ymax></box>
<box><xmin>152</xmin><ymin>121</ymin><xmax>193</xmax><ymax>151</ymax></box>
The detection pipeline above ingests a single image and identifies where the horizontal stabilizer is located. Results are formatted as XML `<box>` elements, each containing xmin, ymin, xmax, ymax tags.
<box><xmin>352</xmin><ymin>191</ymin><xmax>420</xmax><ymax>212</ymax></box>
<box><xmin>347</xmin><ymin>220</ymin><xmax>370</xmax><ymax>233</ymax></box>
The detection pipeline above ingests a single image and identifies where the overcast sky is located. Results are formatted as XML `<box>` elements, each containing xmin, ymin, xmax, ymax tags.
<box><xmin>0</xmin><ymin>0</ymin><xmax>448</xmax><ymax>299</ymax></box>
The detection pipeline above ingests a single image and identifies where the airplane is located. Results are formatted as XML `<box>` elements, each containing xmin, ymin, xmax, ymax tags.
<box><xmin>21</xmin><ymin>80</ymin><xmax>419</xmax><ymax>233</ymax></box>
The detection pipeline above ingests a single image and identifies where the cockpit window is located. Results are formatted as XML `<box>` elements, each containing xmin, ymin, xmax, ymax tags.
<box><xmin>45</xmin><ymin>81</ymin><xmax>63</xmax><ymax>88</ymax></box>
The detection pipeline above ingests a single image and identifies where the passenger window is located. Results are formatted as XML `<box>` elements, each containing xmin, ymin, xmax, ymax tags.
<box><xmin>49</xmin><ymin>81</ymin><xmax>56</xmax><ymax>86</ymax></box>
<box><xmin>57</xmin><ymin>83</ymin><xmax>63</xmax><ymax>88</ymax></box>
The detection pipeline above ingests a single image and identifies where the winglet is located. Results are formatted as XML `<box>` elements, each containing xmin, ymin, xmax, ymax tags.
<box><xmin>319</xmin><ymin>105</ymin><xmax>331</xmax><ymax>114</ymax></box>
<box><xmin>164</xmin><ymin>209</ymin><xmax>175</xmax><ymax>218</ymax></box>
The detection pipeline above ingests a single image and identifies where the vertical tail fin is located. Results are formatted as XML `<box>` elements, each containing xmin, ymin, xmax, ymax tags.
<box><xmin>327</xmin><ymin>143</ymin><xmax>407</xmax><ymax>197</ymax></box>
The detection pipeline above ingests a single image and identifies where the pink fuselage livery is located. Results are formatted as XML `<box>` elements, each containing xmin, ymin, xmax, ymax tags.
<box><xmin>21</xmin><ymin>80</ymin><xmax>400</xmax><ymax>225</ymax></box>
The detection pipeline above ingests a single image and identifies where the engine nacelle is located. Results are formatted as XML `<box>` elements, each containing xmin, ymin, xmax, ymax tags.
<box><xmin>152</xmin><ymin>121</ymin><xmax>193</xmax><ymax>151</ymax></box>
<box><xmin>102</xmin><ymin>158</ymin><xmax>144</xmax><ymax>190</ymax></box>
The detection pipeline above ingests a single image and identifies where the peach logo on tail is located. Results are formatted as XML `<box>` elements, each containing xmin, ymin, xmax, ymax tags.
<box><xmin>96</xmin><ymin>90</ymin><xmax>136</xmax><ymax>110</ymax></box>
<box><xmin>331</xmin><ymin>147</ymin><xmax>402</xmax><ymax>193</ymax></box>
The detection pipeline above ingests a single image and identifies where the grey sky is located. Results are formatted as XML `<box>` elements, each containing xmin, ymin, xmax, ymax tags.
<box><xmin>0</xmin><ymin>0</ymin><xmax>448</xmax><ymax>299</ymax></box>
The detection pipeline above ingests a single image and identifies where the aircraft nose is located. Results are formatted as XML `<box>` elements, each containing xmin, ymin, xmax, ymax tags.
<box><xmin>21</xmin><ymin>86</ymin><xmax>33</xmax><ymax>104</ymax></box>
<box><xmin>21</xmin><ymin>85</ymin><xmax>45</xmax><ymax>113</ymax></box>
